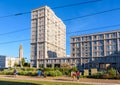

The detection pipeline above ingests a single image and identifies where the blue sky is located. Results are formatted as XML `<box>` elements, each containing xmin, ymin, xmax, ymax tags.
<box><xmin>0</xmin><ymin>0</ymin><xmax>120</xmax><ymax>61</ymax></box>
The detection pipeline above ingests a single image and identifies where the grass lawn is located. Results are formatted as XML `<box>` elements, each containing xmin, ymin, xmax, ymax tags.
<box><xmin>0</xmin><ymin>78</ymin><xmax>92</xmax><ymax>85</ymax></box>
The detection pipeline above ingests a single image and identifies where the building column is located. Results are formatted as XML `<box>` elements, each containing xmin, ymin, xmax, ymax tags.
<box><xmin>103</xmin><ymin>34</ymin><xmax>106</xmax><ymax>56</ymax></box>
<box><xmin>36</xmin><ymin>59</ymin><xmax>39</xmax><ymax>68</ymax></box>
<box><xmin>44</xmin><ymin>59</ymin><xmax>46</xmax><ymax>68</ymax></box>
<box><xmin>52</xmin><ymin>63</ymin><xmax>54</xmax><ymax>68</ymax></box>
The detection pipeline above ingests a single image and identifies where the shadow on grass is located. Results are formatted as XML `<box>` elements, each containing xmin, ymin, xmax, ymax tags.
<box><xmin>0</xmin><ymin>80</ymin><xmax>40</xmax><ymax>85</ymax></box>
<box><xmin>54</xmin><ymin>79</ymin><xmax>72</xmax><ymax>81</ymax></box>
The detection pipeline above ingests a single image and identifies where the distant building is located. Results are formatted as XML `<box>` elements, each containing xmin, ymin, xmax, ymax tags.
<box><xmin>0</xmin><ymin>55</ymin><xmax>19</xmax><ymax>68</ymax></box>
<box><xmin>19</xmin><ymin>44</ymin><xmax>23</xmax><ymax>66</ymax></box>
<box><xmin>71</xmin><ymin>30</ymin><xmax>120</xmax><ymax>70</ymax></box>
<box><xmin>31</xmin><ymin>6</ymin><xmax>66</xmax><ymax>68</ymax></box>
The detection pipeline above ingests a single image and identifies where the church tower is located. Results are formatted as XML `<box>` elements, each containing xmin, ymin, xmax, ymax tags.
<box><xmin>19</xmin><ymin>44</ymin><xmax>23</xmax><ymax>67</ymax></box>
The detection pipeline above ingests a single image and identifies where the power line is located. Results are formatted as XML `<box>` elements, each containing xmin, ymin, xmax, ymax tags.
<box><xmin>0</xmin><ymin>12</ymin><xmax>31</xmax><ymax>19</ymax></box>
<box><xmin>52</xmin><ymin>0</ymin><xmax>102</xmax><ymax>9</ymax></box>
<box><xmin>0</xmin><ymin>0</ymin><xmax>101</xmax><ymax>19</ymax></box>
<box><xmin>0</xmin><ymin>24</ymin><xmax>120</xmax><ymax>45</ymax></box>
<box><xmin>67</xmin><ymin>24</ymin><xmax>120</xmax><ymax>34</ymax></box>
<box><xmin>0</xmin><ymin>39</ymin><xmax>30</xmax><ymax>45</ymax></box>
<box><xmin>1</xmin><ymin>7</ymin><xmax>120</xmax><ymax>36</ymax></box>
<box><xmin>0</xmin><ymin>27</ymin><xmax>30</xmax><ymax>36</ymax></box>
<box><xmin>63</xmin><ymin>7</ymin><xmax>120</xmax><ymax>21</ymax></box>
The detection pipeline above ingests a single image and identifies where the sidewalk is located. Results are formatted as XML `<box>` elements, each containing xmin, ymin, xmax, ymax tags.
<box><xmin>0</xmin><ymin>75</ymin><xmax>120</xmax><ymax>85</ymax></box>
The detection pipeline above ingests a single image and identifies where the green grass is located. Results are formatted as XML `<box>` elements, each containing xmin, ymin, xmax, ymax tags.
<box><xmin>0</xmin><ymin>78</ymin><xmax>91</xmax><ymax>85</ymax></box>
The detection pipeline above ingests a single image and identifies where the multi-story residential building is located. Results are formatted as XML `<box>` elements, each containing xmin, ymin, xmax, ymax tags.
<box><xmin>71</xmin><ymin>30</ymin><xmax>120</xmax><ymax>70</ymax></box>
<box><xmin>31</xmin><ymin>6</ymin><xmax>66</xmax><ymax>68</ymax></box>
<box><xmin>0</xmin><ymin>55</ymin><xmax>19</xmax><ymax>68</ymax></box>
<box><xmin>30</xmin><ymin>6</ymin><xmax>120</xmax><ymax>71</ymax></box>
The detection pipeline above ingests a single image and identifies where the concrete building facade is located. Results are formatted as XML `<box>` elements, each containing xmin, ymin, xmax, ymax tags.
<box><xmin>0</xmin><ymin>55</ymin><xmax>19</xmax><ymax>68</ymax></box>
<box><xmin>31</xmin><ymin>6</ymin><xmax>66</xmax><ymax>68</ymax></box>
<box><xmin>30</xmin><ymin>6</ymin><xmax>120</xmax><ymax>71</ymax></box>
<box><xmin>70</xmin><ymin>30</ymin><xmax>120</xmax><ymax>70</ymax></box>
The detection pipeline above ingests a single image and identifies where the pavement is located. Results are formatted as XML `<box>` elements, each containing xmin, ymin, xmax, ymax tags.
<box><xmin>0</xmin><ymin>75</ymin><xmax>120</xmax><ymax>85</ymax></box>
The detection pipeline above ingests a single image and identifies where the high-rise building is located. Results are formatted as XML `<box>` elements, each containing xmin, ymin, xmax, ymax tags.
<box><xmin>71</xmin><ymin>30</ymin><xmax>120</xmax><ymax>70</ymax></box>
<box><xmin>31</xmin><ymin>6</ymin><xmax>66</xmax><ymax>68</ymax></box>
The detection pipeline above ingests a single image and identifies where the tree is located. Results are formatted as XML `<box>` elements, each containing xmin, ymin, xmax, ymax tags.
<box><xmin>21</xmin><ymin>58</ymin><xmax>25</xmax><ymax>67</ymax></box>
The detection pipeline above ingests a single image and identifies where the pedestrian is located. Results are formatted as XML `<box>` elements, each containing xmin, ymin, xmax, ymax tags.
<box><xmin>76</xmin><ymin>71</ymin><xmax>80</xmax><ymax>81</ymax></box>
<box><xmin>13</xmin><ymin>68</ymin><xmax>18</xmax><ymax>77</ymax></box>
<box><xmin>37</xmin><ymin>69</ymin><xmax>41</xmax><ymax>77</ymax></box>
<box><xmin>71</xmin><ymin>71</ymin><xmax>76</xmax><ymax>81</ymax></box>
<box><xmin>41</xmin><ymin>70</ymin><xmax>46</xmax><ymax>78</ymax></box>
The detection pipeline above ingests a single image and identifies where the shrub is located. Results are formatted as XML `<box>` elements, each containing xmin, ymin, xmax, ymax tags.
<box><xmin>80</xmin><ymin>75</ymin><xmax>87</xmax><ymax>78</ymax></box>
<box><xmin>70</xmin><ymin>67</ymin><xmax>77</xmax><ymax>72</ymax></box>
<box><xmin>116</xmin><ymin>75</ymin><xmax>120</xmax><ymax>79</ymax></box>
<box><xmin>87</xmin><ymin>71</ymin><xmax>106</xmax><ymax>79</ymax></box>
<box><xmin>102</xmin><ymin>73</ymin><xmax>110</xmax><ymax>79</ymax></box>
<box><xmin>44</xmin><ymin>70</ymin><xmax>62</xmax><ymax>77</ymax></box>
<box><xmin>44</xmin><ymin>68</ymin><xmax>54</xmax><ymax>71</ymax></box>
<box><xmin>107</xmin><ymin>68</ymin><xmax>116</xmax><ymax>78</ymax></box>
<box><xmin>18</xmin><ymin>71</ymin><xmax>37</xmax><ymax>76</ymax></box>
<box><xmin>59</xmin><ymin>67</ymin><xmax>70</xmax><ymax>75</ymax></box>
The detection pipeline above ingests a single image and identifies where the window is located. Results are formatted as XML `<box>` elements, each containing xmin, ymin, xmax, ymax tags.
<box><xmin>98</xmin><ymin>40</ymin><xmax>103</xmax><ymax>45</ymax></box>
<box><xmin>93</xmin><ymin>35</ymin><xmax>97</xmax><ymax>40</ymax></box>
<box><xmin>98</xmin><ymin>46</ymin><xmax>103</xmax><ymax>51</ymax></box>
<box><xmin>106</xmin><ymin>52</ymin><xmax>110</xmax><ymax>56</ymax></box>
<box><xmin>118</xmin><ymin>32</ymin><xmax>120</xmax><ymax>37</ymax></box>
<box><xmin>111</xmin><ymin>39</ymin><xmax>117</xmax><ymax>45</ymax></box>
<box><xmin>94</xmin><ymin>46</ymin><xmax>97</xmax><ymax>50</ymax></box>
<box><xmin>76</xmin><ymin>43</ymin><xmax>80</xmax><ymax>48</ymax></box>
<box><xmin>111</xmin><ymin>33</ymin><xmax>116</xmax><ymax>38</ymax></box>
<box><xmin>106</xmin><ymin>45</ymin><xmax>110</xmax><ymax>51</ymax></box>
<box><xmin>72</xmin><ymin>38</ymin><xmax>74</xmax><ymax>42</ymax></box>
<box><xmin>98</xmin><ymin>34</ymin><xmax>103</xmax><ymax>39</ymax></box>
<box><xmin>72</xmin><ymin>44</ymin><xmax>75</xmax><ymax>48</ymax></box>
<box><xmin>106</xmin><ymin>40</ymin><xmax>109</xmax><ymax>44</ymax></box>
<box><xmin>87</xmin><ymin>36</ymin><xmax>91</xmax><ymax>41</ymax></box>
<box><xmin>93</xmin><ymin>41</ymin><xmax>97</xmax><ymax>45</ymax></box>
<box><xmin>100</xmin><ymin>52</ymin><xmax>104</xmax><ymax>56</ymax></box>
<box><xmin>105</xmin><ymin>34</ymin><xmax>109</xmax><ymax>39</ymax></box>
<box><xmin>82</xmin><ymin>37</ymin><xmax>84</xmax><ymax>41</ymax></box>
<box><xmin>111</xmin><ymin>45</ymin><xmax>117</xmax><ymax>51</ymax></box>
<box><xmin>76</xmin><ymin>37</ymin><xmax>80</xmax><ymax>41</ymax></box>
<box><xmin>88</xmin><ymin>42</ymin><xmax>91</xmax><ymax>46</ymax></box>
<box><xmin>93</xmin><ymin>52</ymin><xmax>97</xmax><ymax>57</ymax></box>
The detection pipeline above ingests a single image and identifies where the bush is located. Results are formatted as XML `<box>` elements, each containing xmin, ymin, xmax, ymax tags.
<box><xmin>44</xmin><ymin>70</ymin><xmax>62</xmax><ymax>77</ymax></box>
<box><xmin>116</xmin><ymin>75</ymin><xmax>120</xmax><ymax>79</ymax></box>
<box><xmin>80</xmin><ymin>75</ymin><xmax>87</xmax><ymax>78</ymax></box>
<box><xmin>102</xmin><ymin>73</ymin><xmax>110</xmax><ymax>79</ymax></box>
<box><xmin>107</xmin><ymin>68</ymin><xmax>116</xmax><ymax>78</ymax></box>
<box><xmin>59</xmin><ymin>68</ymin><xmax>70</xmax><ymax>75</ymax></box>
<box><xmin>87</xmin><ymin>71</ymin><xmax>106</xmax><ymax>79</ymax></box>
<box><xmin>18</xmin><ymin>71</ymin><xmax>37</xmax><ymax>76</ymax></box>
<box><xmin>70</xmin><ymin>67</ymin><xmax>77</xmax><ymax>72</ymax></box>
<box><xmin>44</xmin><ymin>68</ymin><xmax>54</xmax><ymax>71</ymax></box>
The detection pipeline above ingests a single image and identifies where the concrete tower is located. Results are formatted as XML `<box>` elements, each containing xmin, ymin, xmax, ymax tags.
<box><xmin>31</xmin><ymin>6</ymin><xmax>66</xmax><ymax>68</ymax></box>
<box><xmin>19</xmin><ymin>44</ymin><xmax>23</xmax><ymax>67</ymax></box>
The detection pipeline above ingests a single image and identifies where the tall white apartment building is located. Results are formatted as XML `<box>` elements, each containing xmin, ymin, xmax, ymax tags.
<box><xmin>31</xmin><ymin>6</ymin><xmax>66</xmax><ymax>68</ymax></box>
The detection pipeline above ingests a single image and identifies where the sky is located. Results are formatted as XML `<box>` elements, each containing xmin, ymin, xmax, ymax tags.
<box><xmin>0</xmin><ymin>0</ymin><xmax>120</xmax><ymax>62</ymax></box>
